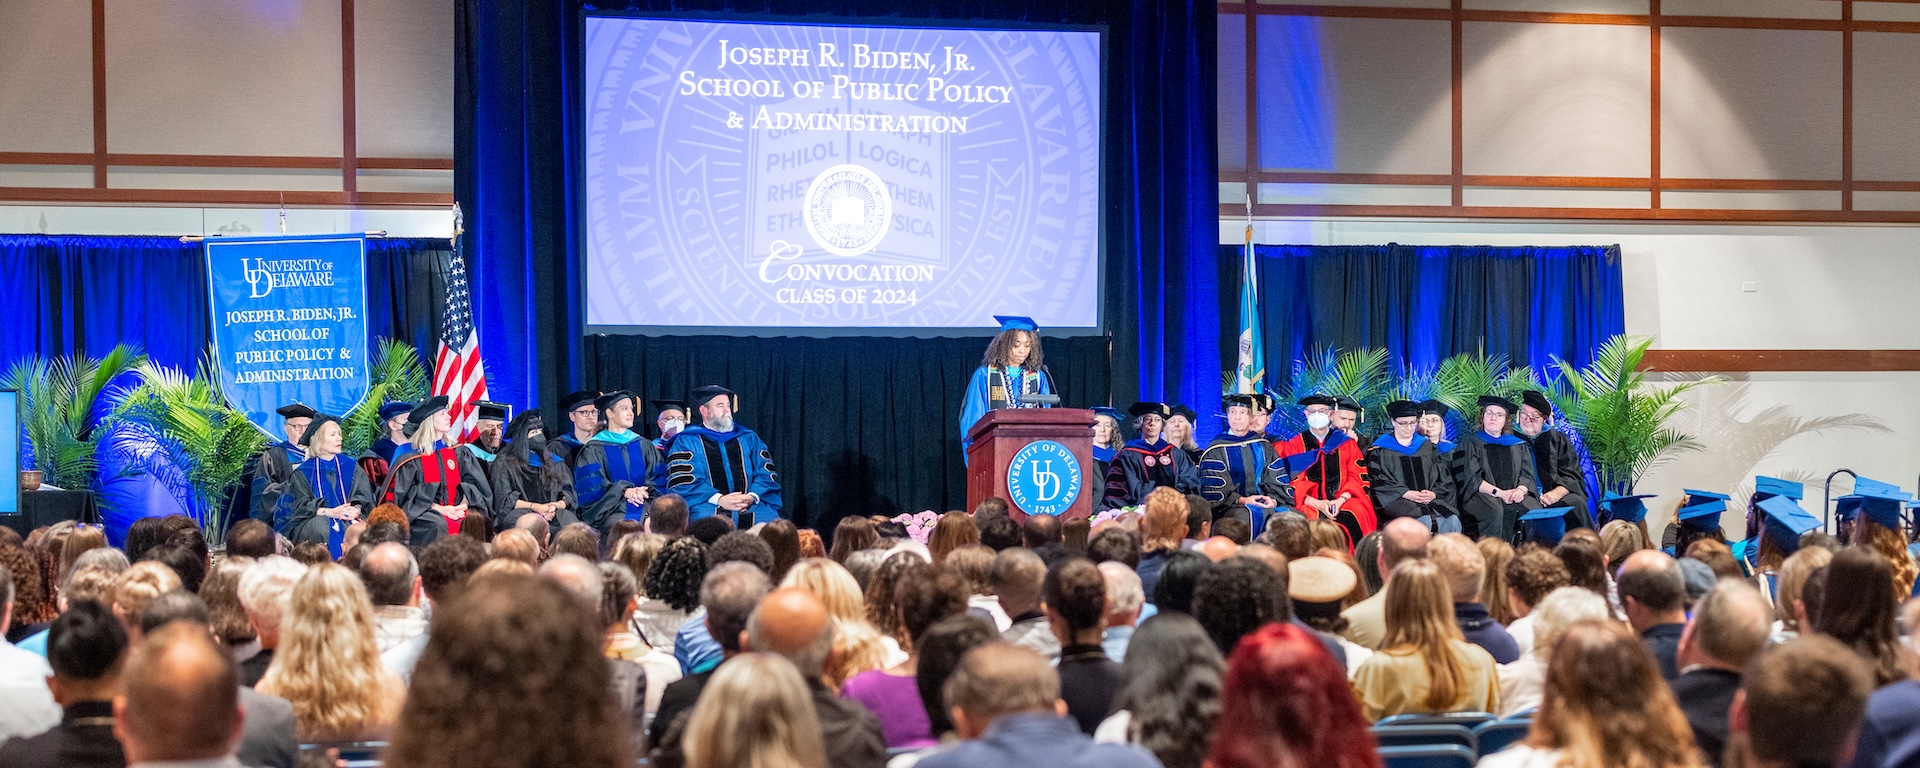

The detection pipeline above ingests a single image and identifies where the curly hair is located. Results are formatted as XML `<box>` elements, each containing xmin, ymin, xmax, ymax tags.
<box><xmin>780</xmin><ymin>558</ymin><xmax>889</xmax><ymax>687</ymax></box>
<box><xmin>385</xmin><ymin>574</ymin><xmax>628</xmax><ymax>768</ymax></box>
<box><xmin>258</xmin><ymin>563</ymin><xmax>405</xmax><ymax>741</ymax></box>
<box><xmin>1192</xmin><ymin>557</ymin><xmax>1289</xmax><ymax>655</ymax></box>
<box><xmin>417</xmin><ymin>536</ymin><xmax>489</xmax><ymax>606</ymax></box>
<box><xmin>865</xmin><ymin>552</ymin><xmax>923</xmax><ymax>644</ymax></box>
<box><xmin>980</xmin><ymin>327</ymin><xmax>1043</xmax><ymax>370</ymax></box>
<box><xmin>894</xmin><ymin>564</ymin><xmax>970</xmax><ymax>642</ymax></box>
<box><xmin>708</xmin><ymin>531</ymin><xmax>775</xmax><ymax>576</ymax></box>
<box><xmin>0</xmin><ymin>543</ymin><xmax>53</xmax><ymax>629</ymax></box>
<box><xmin>1114</xmin><ymin>613</ymin><xmax>1227</xmax><ymax>768</ymax></box>
<box><xmin>796</xmin><ymin>529</ymin><xmax>825</xmax><ymax>559</ymax></box>
<box><xmin>643</xmin><ymin>537</ymin><xmax>709</xmax><ymax>612</ymax></box>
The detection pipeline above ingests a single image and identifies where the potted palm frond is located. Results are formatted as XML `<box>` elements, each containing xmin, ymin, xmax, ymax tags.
<box><xmin>341</xmin><ymin>339</ymin><xmax>430</xmax><ymax>457</ymax></box>
<box><xmin>2</xmin><ymin>345</ymin><xmax>147</xmax><ymax>494</ymax></box>
<box><xmin>1547</xmin><ymin>335</ymin><xmax>1721</xmax><ymax>496</ymax></box>
<box><xmin>1425</xmin><ymin>349</ymin><xmax>1540</xmax><ymax>438</ymax></box>
<box><xmin>110</xmin><ymin>352</ymin><xmax>267</xmax><ymax>541</ymax></box>
<box><xmin>1277</xmin><ymin>346</ymin><xmax>1391</xmax><ymax>436</ymax></box>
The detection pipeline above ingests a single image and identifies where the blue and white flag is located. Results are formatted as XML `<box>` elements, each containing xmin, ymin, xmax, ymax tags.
<box><xmin>205</xmin><ymin>234</ymin><xmax>371</xmax><ymax>436</ymax></box>
<box><xmin>1233</xmin><ymin>208</ymin><xmax>1264</xmax><ymax>394</ymax></box>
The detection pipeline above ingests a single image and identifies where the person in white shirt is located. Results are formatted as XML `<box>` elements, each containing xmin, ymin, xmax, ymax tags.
<box><xmin>0</xmin><ymin>561</ymin><xmax>61</xmax><ymax>741</ymax></box>
<box><xmin>1494</xmin><ymin>587</ymin><xmax>1612</xmax><ymax>717</ymax></box>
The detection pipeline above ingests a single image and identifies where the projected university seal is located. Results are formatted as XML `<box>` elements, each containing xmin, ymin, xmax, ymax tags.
<box><xmin>804</xmin><ymin>164</ymin><xmax>893</xmax><ymax>257</ymax></box>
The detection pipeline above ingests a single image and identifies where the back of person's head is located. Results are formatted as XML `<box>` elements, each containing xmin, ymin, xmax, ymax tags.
<box><xmin>512</xmin><ymin>513</ymin><xmax>551</xmax><ymax>548</ymax></box>
<box><xmin>778</xmin><ymin>557</ymin><xmax>869</xmax><ymax>627</ymax></box>
<box><xmin>386</xmin><ymin>574</ymin><xmax>628</xmax><ymax>768</ymax></box>
<box><xmin>1353</xmin><ymin>531</ymin><xmax>1385</xmax><ymax>595</ymax></box>
<box><xmin>123</xmin><ymin>517</ymin><xmax>174</xmax><ymax>562</ymax></box>
<box><xmin>927</xmin><ymin>513</ymin><xmax>980</xmax><ymax>567</ymax></box>
<box><xmin>1142</xmin><ymin>488</ymin><xmax>1189</xmax><ymax>551</ymax></box>
<box><xmin>708</xmin><ymin>530</ymin><xmax>776</xmax><ymax>576</ymax></box>
<box><xmin>704</xmin><ymin>562</ymin><xmax>774</xmax><ymax>654</ymax></box>
<box><xmin>539</xmin><ymin>554</ymin><xmax>604</xmax><ymax>612</ymax></box>
<box><xmin>143</xmin><ymin>541</ymin><xmax>206</xmax><ymax>594</ymax></box>
<box><xmin>828</xmin><ymin>516</ymin><xmax>877</xmax><ymax>562</ymax></box>
<box><xmin>1597</xmin><ymin>519</ymin><xmax>1648</xmax><ymax>565</ymax></box>
<box><xmin>1042</xmin><ymin>558</ymin><xmax>1107</xmax><ymax>635</ymax></box>
<box><xmin>978</xmin><ymin>514</ymin><xmax>1022</xmax><ymax>551</ymax></box>
<box><xmin>895</xmin><ymin>566</ymin><xmax>969</xmax><ymax>643</ymax></box>
<box><xmin>549</xmin><ymin>524</ymin><xmax>600</xmax><ymax>562</ymax></box>
<box><xmin>49</xmin><ymin>600</ymin><xmax>128</xmax><ymax>691</ymax></box>
<box><xmin>598</xmin><ymin>562</ymin><xmax>637</xmax><ymax>629</ymax></box>
<box><xmin>1263</xmin><ymin>513</ymin><xmax>1313</xmax><ymax>561</ymax></box>
<box><xmin>1185</xmin><ymin>494</ymin><xmax>1212</xmax><ymax>539</ymax></box>
<box><xmin>198</xmin><ymin>558</ymin><xmax>255</xmax><ymax>647</ymax></box>
<box><xmin>1097</xmin><ymin>561</ymin><xmax>1145</xmax><ymax>621</ymax></box>
<box><xmin>943</xmin><ymin>545</ymin><xmax>997</xmax><ymax>595</ymax></box>
<box><xmin>1193</xmin><ymin>556</ymin><xmax>1289</xmax><ymax>655</ymax></box>
<box><xmin>288</xmin><ymin>541</ymin><xmax>332</xmax><ymax>567</ymax></box>
<box><xmin>683</xmin><ymin>652</ymin><xmax>826</xmax><ymax>768</ymax></box>
<box><xmin>1686</xmin><ymin>539</ymin><xmax>1743</xmax><ymax>580</ymax></box>
<box><xmin>646</xmin><ymin>494</ymin><xmax>691</xmax><ymax>538</ymax></box>
<box><xmin>603</xmin><ymin>520</ymin><xmax>640</xmax><ymax>555</ymax></box>
<box><xmin>972</xmin><ymin>497</ymin><xmax>1010</xmax><ymax>520</ymax></box>
<box><xmin>491</xmin><ymin>528</ymin><xmax>540</xmax><ymax>566</ymax></box>
<box><xmin>140</xmin><ymin>590</ymin><xmax>209</xmax><ymax>636</ymax></box>
<box><xmin>1615</xmin><ymin>550</ymin><xmax>1685</xmax><ymax>614</ymax></box>
<box><xmin>269</xmin><ymin>562</ymin><xmax>395</xmax><ymax>740</ymax></box>
<box><xmin>1153</xmin><ymin>549</ymin><xmax>1212</xmax><ymax>614</ymax></box>
<box><xmin>747</xmin><ymin>587</ymin><xmax>835</xmax><ymax>679</ymax></box>
<box><xmin>915</xmin><ymin>615</ymin><xmax>999</xmax><ymax>737</ymax></box>
<box><xmin>989</xmin><ymin>547</ymin><xmax>1046</xmax><ymax>616</ymax></box>
<box><xmin>1215</xmin><ymin>518</ymin><xmax>1253</xmax><ymax>547</ymax></box>
<box><xmin>116</xmin><ymin>561</ymin><xmax>185</xmax><ymax>633</ymax></box>
<box><xmin>1815</xmin><ymin>546</ymin><xmax>1908</xmax><ymax>686</ymax></box>
<box><xmin>1526</xmin><ymin>587</ymin><xmax>1612</xmax><ymax>660</ymax></box>
<box><xmin>1476</xmin><ymin>537</ymin><xmax>1516</xmax><ymax>622</ymax></box>
<box><xmin>1777</xmin><ymin>546</ymin><xmax>1834</xmax><ymax>632</ymax></box>
<box><xmin>1377</xmin><ymin>517</ymin><xmax>1431</xmax><ymax>575</ymax></box>
<box><xmin>1506</xmin><ymin>549</ymin><xmax>1572</xmax><ymax>612</ymax></box>
<box><xmin>644</xmin><ymin>536</ymin><xmax>710</xmax><ymax>612</ymax></box>
<box><xmin>1208</xmin><ymin>621</ymin><xmax>1378</xmax><ymax>768</ymax></box>
<box><xmin>1021</xmin><ymin>514</ymin><xmax>1063</xmax><ymax>549</ymax></box>
<box><xmin>611</xmin><ymin>533</ymin><xmax>667</xmax><ymax>589</ymax></box>
<box><xmin>366</xmin><ymin>504</ymin><xmax>408</xmax><ymax>537</ymax></box>
<box><xmin>361</xmin><ymin>521</ymin><xmax>407</xmax><ymax>549</ymax></box>
<box><xmin>1383</xmin><ymin>559</ymin><xmax>1471</xmax><ymax>710</ymax></box>
<box><xmin>1306</xmin><ymin>519</ymin><xmax>1347</xmax><ymax>553</ymax></box>
<box><xmin>1113</xmin><ymin>613</ymin><xmax>1226</xmax><ymax>768</ymax></box>
<box><xmin>1554</xmin><ymin>538</ymin><xmax>1611</xmax><ymax>599</ymax></box>
<box><xmin>1531</xmin><ymin>619</ymin><xmax>1695</xmax><ymax>767</ymax></box>
<box><xmin>358</xmin><ymin>542</ymin><xmax>419</xmax><ymax>608</ymax></box>
<box><xmin>117</xmin><ymin>622</ymin><xmax>240</xmax><ymax>762</ymax></box>
<box><xmin>1741</xmin><ymin>635</ymin><xmax>1873</xmax><ymax>768</ymax></box>
<box><xmin>1087</xmin><ymin>527</ymin><xmax>1142</xmax><ymax>569</ymax></box>
<box><xmin>757</xmin><ymin>519</ymin><xmax>802</xmax><ymax>580</ymax></box>
<box><xmin>1427</xmin><ymin>533</ymin><xmax>1484</xmax><ymax>603</ymax></box>
<box><xmin>60</xmin><ymin>561</ymin><xmax>120</xmax><ymax>614</ymax></box>
<box><xmin>1688</xmin><ymin>579</ymin><xmax>1773</xmax><ymax>669</ymax></box>
<box><xmin>225</xmin><ymin>519</ymin><xmax>276</xmax><ymax>560</ymax></box>
<box><xmin>417</xmin><ymin>535</ymin><xmax>489</xmax><ymax>607</ymax></box>
<box><xmin>73</xmin><ymin>546</ymin><xmax>132</xmax><ymax>576</ymax></box>
<box><xmin>943</xmin><ymin>644</ymin><xmax>1061</xmax><ymax>729</ymax></box>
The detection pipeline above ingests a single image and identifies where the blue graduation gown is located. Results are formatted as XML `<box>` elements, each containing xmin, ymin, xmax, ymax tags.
<box><xmin>664</xmin><ymin>425</ymin><xmax>783</xmax><ymax>523</ymax></box>
<box><xmin>1197</xmin><ymin>432</ymin><xmax>1289</xmax><ymax>522</ymax></box>
<box><xmin>277</xmin><ymin>454</ymin><xmax>374</xmax><ymax>559</ymax></box>
<box><xmin>571</xmin><ymin>430</ymin><xmax>662</xmax><ymax>534</ymax></box>
<box><xmin>958</xmin><ymin>364</ymin><xmax>1055</xmax><ymax>460</ymax></box>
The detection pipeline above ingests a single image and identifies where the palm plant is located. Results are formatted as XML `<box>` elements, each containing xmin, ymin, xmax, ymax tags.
<box><xmin>110</xmin><ymin>351</ymin><xmax>267</xmax><ymax>541</ymax></box>
<box><xmin>1278</xmin><ymin>346</ymin><xmax>1391</xmax><ymax>437</ymax></box>
<box><xmin>340</xmin><ymin>339</ymin><xmax>430</xmax><ymax>456</ymax></box>
<box><xmin>1</xmin><ymin>345</ymin><xmax>147</xmax><ymax>491</ymax></box>
<box><xmin>1547</xmin><ymin>335</ymin><xmax>1722</xmax><ymax>496</ymax></box>
<box><xmin>1426</xmin><ymin>349</ymin><xmax>1539</xmax><ymax>439</ymax></box>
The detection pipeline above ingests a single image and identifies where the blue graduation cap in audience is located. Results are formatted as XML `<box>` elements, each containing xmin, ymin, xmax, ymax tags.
<box><xmin>1757</xmin><ymin>495</ymin><xmax>1822</xmax><ymax>554</ymax></box>
<box><xmin>1520</xmin><ymin>507</ymin><xmax>1571</xmax><ymax>546</ymax></box>
<box><xmin>1835</xmin><ymin>476</ymin><xmax>1912</xmax><ymax>530</ymax></box>
<box><xmin>1753</xmin><ymin>476</ymin><xmax>1805</xmax><ymax>502</ymax></box>
<box><xmin>1677</xmin><ymin>489</ymin><xmax>1730</xmax><ymax>531</ymax></box>
<box><xmin>1597</xmin><ymin>492</ymin><xmax>1655</xmax><ymax>524</ymax></box>
<box><xmin>993</xmin><ymin>315</ymin><xmax>1038</xmax><ymax>333</ymax></box>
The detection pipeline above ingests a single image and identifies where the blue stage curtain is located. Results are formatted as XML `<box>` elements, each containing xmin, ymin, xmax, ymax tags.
<box><xmin>1244</xmin><ymin>243</ymin><xmax>1626</xmax><ymax>376</ymax></box>
<box><xmin>456</xmin><ymin>0</ymin><xmax>1220</xmax><ymax>416</ymax></box>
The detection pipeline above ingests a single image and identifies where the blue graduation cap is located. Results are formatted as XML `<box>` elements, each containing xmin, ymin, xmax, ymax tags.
<box><xmin>1835</xmin><ymin>476</ymin><xmax>1912</xmax><ymax>531</ymax></box>
<box><xmin>1520</xmin><ymin>507</ymin><xmax>1571</xmax><ymax>546</ymax></box>
<box><xmin>993</xmin><ymin>315</ymin><xmax>1038</xmax><ymax>333</ymax></box>
<box><xmin>1677</xmin><ymin>489</ymin><xmax>1730</xmax><ymax>531</ymax></box>
<box><xmin>1598</xmin><ymin>493</ymin><xmax>1655</xmax><ymax>525</ymax></box>
<box><xmin>1753</xmin><ymin>476</ymin><xmax>1805</xmax><ymax>502</ymax></box>
<box><xmin>1757</xmin><ymin>495</ymin><xmax>1821</xmax><ymax>554</ymax></box>
<box><xmin>1091</xmin><ymin>406</ymin><xmax>1122</xmax><ymax>421</ymax></box>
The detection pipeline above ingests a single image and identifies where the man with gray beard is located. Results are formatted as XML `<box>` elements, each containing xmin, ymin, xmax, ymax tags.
<box><xmin>662</xmin><ymin>385</ymin><xmax>784</xmax><ymax>526</ymax></box>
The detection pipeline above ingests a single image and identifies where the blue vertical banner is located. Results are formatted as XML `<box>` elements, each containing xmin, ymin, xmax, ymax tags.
<box><xmin>205</xmin><ymin>235</ymin><xmax>371</xmax><ymax>436</ymax></box>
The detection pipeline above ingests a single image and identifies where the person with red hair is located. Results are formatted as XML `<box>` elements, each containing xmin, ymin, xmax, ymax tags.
<box><xmin>1206</xmin><ymin>622</ymin><xmax>1382</xmax><ymax>768</ymax></box>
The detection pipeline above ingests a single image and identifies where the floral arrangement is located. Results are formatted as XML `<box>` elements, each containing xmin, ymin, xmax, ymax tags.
<box><xmin>1091</xmin><ymin>506</ymin><xmax>1139</xmax><ymax>527</ymax></box>
<box><xmin>889</xmin><ymin>510</ymin><xmax>944</xmax><ymax>544</ymax></box>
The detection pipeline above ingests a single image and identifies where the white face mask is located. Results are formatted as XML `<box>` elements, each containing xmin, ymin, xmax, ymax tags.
<box><xmin>662</xmin><ymin>418</ymin><xmax>685</xmax><ymax>435</ymax></box>
<box><xmin>1305</xmin><ymin>412</ymin><xmax>1332</xmax><ymax>431</ymax></box>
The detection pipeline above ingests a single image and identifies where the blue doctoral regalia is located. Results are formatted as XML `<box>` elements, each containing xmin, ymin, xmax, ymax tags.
<box><xmin>571</xmin><ymin>430</ymin><xmax>662</xmax><ymax>534</ymax></box>
<box><xmin>277</xmin><ymin>454</ymin><xmax>374</xmax><ymax>559</ymax></box>
<box><xmin>664</xmin><ymin>425</ymin><xmax>783</xmax><ymax>523</ymax></box>
<box><xmin>959</xmin><ymin>364</ymin><xmax>1055</xmax><ymax>460</ymax></box>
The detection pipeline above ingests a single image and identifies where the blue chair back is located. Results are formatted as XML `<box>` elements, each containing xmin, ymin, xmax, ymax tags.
<box><xmin>1378</xmin><ymin>744</ymin><xmax>1477</xmax><ymax>768</ymax></box>
<box><xmin>1371</xmin><ymin>723</ymin><xmax>1476</xmax><ymax>753</ymax></box>
<box><xmin>1474</xmin><ymin>719</ymin><xmax>1531</xmax><ymax>755</ymax></box>
<box><xmin>1375</xmin><ymin>711</ymin><xmax>1496</xmax><ymax>729</ymax></box>
<box><xmin>300</xmin><ymin>740</ymin><xmax>386</xmax><ymax>768</ymax></box>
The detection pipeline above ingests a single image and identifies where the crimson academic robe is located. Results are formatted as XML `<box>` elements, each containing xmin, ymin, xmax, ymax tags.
<box><xmin>380</xmin><ymin>446</ymin><xmax>493</xmax><ymax>547</ymax></box>
<box><xmin>1277</xmin><ymin>429</ymin><xmax>1378</xmax><ymax>545</ymax></box>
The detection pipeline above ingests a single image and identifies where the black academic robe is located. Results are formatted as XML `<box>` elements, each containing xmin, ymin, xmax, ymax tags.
<box><xmin>279</xmin><ymin>454</ymin><xmax>375</xmax><ymax>558</ymax></box>
<box><xmin>382</xmin><ymin>446</ymin><xmax>493</xmax><ymax>547</ymax></box>
<box><xmin>1457</xmin><ymin>431</ymin><xmax>1542</xmax><ymax>543</ymax></box>
<box><xmin>1367</xmin><ymin>435</ymin><xmax>1460</xmax><ymax>528</ymax></box>
<box><xmin>572</xmin><ymin>435</ymin><xmax>663</xmax><ymax>535</ymax></box>
<box><xmin>1526</xmin><ymin>428</ymin><xmax>1593</xmax><ymax>530</ymax></box>
<box><xmin>491</xmin><ymin>454</ymin><xmax>581</xmax><ymax>530</ymax></box>
<box><xmin>248</xmin><ymin>443</ymin><xmax>305</xmax><ymax>524</ymax></box>
<box><xmin>1197</xmin><ymin>432</ymin><xmax>1290</xmax><ymax>523</ymax></box>
<box><xmin>1102</xmin><ymin>439</ymin><xmax>1199</xmax><ymax>509</ymax></box>
<box><xmin>550</xmin><ymin>433</ymin><xmax>592</xmax><ymax>466</ymax></box>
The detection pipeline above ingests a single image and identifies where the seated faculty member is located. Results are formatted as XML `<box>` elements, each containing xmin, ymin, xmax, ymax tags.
<box><xmin>665</xmin><ymin>385</ymin><xmax>784</xmax><ymax>524</ymax></box>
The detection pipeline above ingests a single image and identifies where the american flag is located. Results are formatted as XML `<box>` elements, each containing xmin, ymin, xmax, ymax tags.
<box><xmin>433</xmin><ymin>214</ymin><xmax>488</xmax><ymax>442</ymax></box>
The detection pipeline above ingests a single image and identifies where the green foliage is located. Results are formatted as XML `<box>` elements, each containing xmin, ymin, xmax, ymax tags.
<box><xmin>341</xmin><ymin>339</ymin><xmax>429</xmax><ymax>456</ymax></box>
<box><xmin>1277</xmin><ymin>346</ymin><xmax>1392</xmax><ymax>436</ymax></box>
<box><xmin>1547</xmin><ymin>335</ymin><xmax>1722</xmax><ymax>495</ymax></box>
<box><xmin>110</xmin><ymin>351</ymin><xmax>267</xmax><ymax>539</ymax></box>
<box><xmin>1</xmin><ymin>345</ymin><xmax>147</xmax><ymax>490</ymax></box>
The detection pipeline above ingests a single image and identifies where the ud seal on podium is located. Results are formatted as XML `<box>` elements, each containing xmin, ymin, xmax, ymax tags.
<box><xmin>1006</xmin><ymin>440</ymin><xmax>1081</xmax><ymax>517</ymax></box>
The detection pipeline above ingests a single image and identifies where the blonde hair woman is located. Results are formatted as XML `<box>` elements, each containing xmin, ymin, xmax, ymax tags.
<box><xmin>257</xmin><ymin>562</ymin><xmax>406</xmax><ymax>741</ymax></box>
<box><xmin>1598</xmin><ymin>520</ymin><xmax>1649</xmax><ymax>569</ymax></box>
<box><xmin>1477</xmin><ymin>538</ymin><xmax>1517</xmax><ymax>624</ymax></box>
<box><xmin>927</xmin><ymin>512</ymin><xmax>979</xmax><ymax>567</ymax></box>
<box><xmin>1480</xmin><ymin>620</ymin><xmax>1702</xmax><ymax>768</ymax></box>
<box><xmin>1774</xmin><ymin>546</ymin><xmax>1833</xmax><ymax>641</ymax></box>
<box><xmin>685</xmin><ymin>652</ymin><xmax>826</xmax><ymax>768</ymax></box>
<box><xmin>1495</xmin><ymin>586</ymin><xmax>1613</xmax><ymax>716</ymax></box>
<box><xmin>112</xmin><ymin>561</ymin><xmax>183</xmax><ymax>640</ymax></box>
<box><xmin>1350</xmin><ymin>559</ymin><xmax>1499</xmax><ymax>721</ymax></box>
<box><xmin>780</xmin><ymin>558</ymin><xmax>891</xmax><ymax>687</ymax></box>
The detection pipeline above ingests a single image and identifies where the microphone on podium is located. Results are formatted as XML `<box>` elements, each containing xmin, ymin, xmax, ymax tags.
<box><xmin>1017</xmin><ymin>394</ymin><xmax>1062</xmax><ymax>406</ymax></box>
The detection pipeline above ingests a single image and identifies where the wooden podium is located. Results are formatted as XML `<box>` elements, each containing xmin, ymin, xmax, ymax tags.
<box><xmin>966</xmin><ymin>408</ymin><xmax>1098</xmax><ymax>523</ymax></box>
